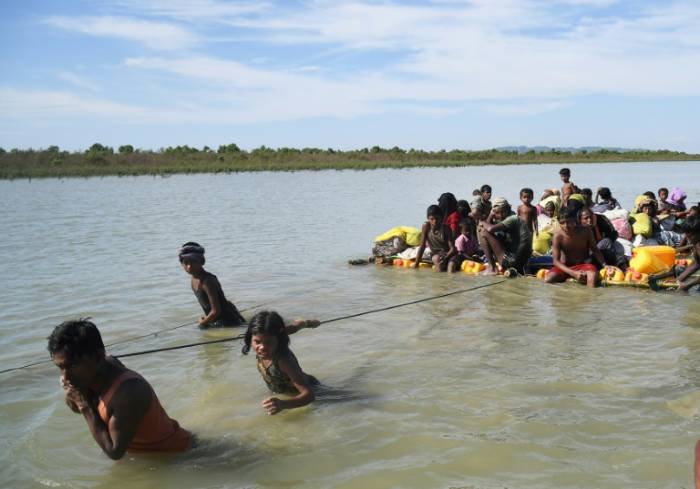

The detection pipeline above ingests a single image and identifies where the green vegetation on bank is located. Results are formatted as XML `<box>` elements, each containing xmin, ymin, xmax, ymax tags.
<box><xmin>1</xmin><ymin>143</ymin><xmax>698</xmax><ymax>179</ymax></box>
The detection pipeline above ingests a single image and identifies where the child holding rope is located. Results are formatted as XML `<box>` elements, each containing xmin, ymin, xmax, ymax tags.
<box><xmin>179</xmin><ymin>242</ymin><xmax>245</xmax><ymax>328</ymax></box>
<box><xmin>242</xmin><ymin>311</ymin><xmax>320</xmax><ymax>415</ymax></box>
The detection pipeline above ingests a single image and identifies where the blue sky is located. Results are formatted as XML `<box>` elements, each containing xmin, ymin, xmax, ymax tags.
<box><xmin>1</xmin><ymin>0</ymin><xmax>699</xmax><ymax>152</ymax></box>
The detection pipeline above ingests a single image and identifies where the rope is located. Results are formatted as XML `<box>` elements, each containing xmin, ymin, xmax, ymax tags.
<box><xmin>0</xmin><ymin>303</ymin><xmax>266</xmax><ymax>375</ymax></box>
<box><xmin>0</xmin><ymin>281</ymin><xmax>505</xmax><ymax>372</ymax></box>
<box><xmin>113</xmin><ymin>279</ymin><xmax>507</xmax><ymax>360</ymax></box>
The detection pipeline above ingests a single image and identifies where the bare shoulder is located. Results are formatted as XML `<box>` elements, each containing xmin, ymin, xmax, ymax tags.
<box><xmin>113</xmin><ymin>376</ymin><xmax>152</xmax><ymax>411</ymax></box>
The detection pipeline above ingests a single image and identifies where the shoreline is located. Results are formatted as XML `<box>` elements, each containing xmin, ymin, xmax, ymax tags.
<box><xmin>2</xmin><ymin>150</ymin><xmax>698</xmax><ymax>180</ymax></box>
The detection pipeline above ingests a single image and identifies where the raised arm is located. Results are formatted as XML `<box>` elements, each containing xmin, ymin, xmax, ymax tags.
<box><xmin>285</xmin><ymin>319</ymin><xmax>321</xmax><ymax>335</ymax></box>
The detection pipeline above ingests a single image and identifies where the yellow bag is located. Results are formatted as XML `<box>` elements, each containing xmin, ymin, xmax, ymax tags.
<box><xmin>630</xmin><ymin>213</ymin><xmax>652</xmax><ymax>238</ymax></box>
<box><xmin>532</xmin><ymin>230</ymin><xmax>553</xmax><ymax>255</ymax></box>
<box><xmin>373</xmin><ymin>226</ymin><xmax>422</xmax><ymax>247</ymax></box>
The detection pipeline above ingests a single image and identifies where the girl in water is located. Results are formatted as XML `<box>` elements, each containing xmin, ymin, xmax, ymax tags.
<box><xmin>179</xmin><ymin>242</ymin><xmax>245</xmax><ymax>328</ymax></box>
<box><xmin>242</xmin><ymin>311</ymin><xmax>320</xmax><ymax>415</ymax></box>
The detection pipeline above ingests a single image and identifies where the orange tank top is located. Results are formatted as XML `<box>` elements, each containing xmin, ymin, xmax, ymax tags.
<box><xmin>97</xmin><ymin>370</ymin><xmax>191</xmax><ymax>453</ymax></box>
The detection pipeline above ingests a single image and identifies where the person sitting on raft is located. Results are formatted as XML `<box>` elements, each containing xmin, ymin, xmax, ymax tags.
<box><xmin>448</xmin><ymin>219</ymin><xmax>480</xmax><ymax>273</ymax></box>
<box><xmin>478</xmin><ymin>197</ymin><xmax>532</xmax><ymax>275</ymax></box>
<box><xmin>242</xmin><ymin>311</ymin><xmax>320</xmax><ymax>415</ymax></box>
<box><xmin>179</xmin><ymin>242</ymin><xmax>245</xmax><ymax>328</ymax></box>
<box><xmin>414</xmin><ymin>205</ymin><xmax>456</xmax><ymax>272</ymax></box>
<box><xmin>438</xmin><ymin>192</ymin><xmax>460</xmax><ymax>235</ymax></box>
<box><xmin>676</xmin><ymin>216</ymin><xmax>700</xmax><ymax>292</ymax></box>
<box><xmin>49</xmin><ymin>319</ymin><xmax>192</xmax><ymax>459</ymax></box>
<box><xmin>578</xmin><ymin>205</ymin><xmax>628</xmax><ymax>271</ymax></box>
<box><xmin>470</xmin><ymin>184</ymin><xmax>492</xmax><ymax>222</ymax></box>
<box><xmin>591</xmin><ymin>187</ymin><xmax>621</xmax><ymax>213</ymax></box>
<box><xmin>545</xmin><ymin>206</ymin><xmax>605</xmax><ymax>288</ymax></box>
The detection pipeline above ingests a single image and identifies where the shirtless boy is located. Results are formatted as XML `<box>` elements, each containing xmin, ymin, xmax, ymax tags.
<box><xmin>545</xmin><ymin>206</ymin><xmax>605</xmax><ymax>288</ymax></box>
<box><xmin>559</xmin><ymin>168</ymin><xmax>576</xmax><ymax>206</ymax></box>
<box><xmin>517</xmin><ymin>188</ymin><xmax>538</xmax><ymax>236</ymax></box>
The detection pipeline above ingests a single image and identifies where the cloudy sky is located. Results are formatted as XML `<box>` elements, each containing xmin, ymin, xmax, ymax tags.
<box><xmin>1</xmin><ymin>0</ymin><xmax>699</xmax><ymax>152</ymax></box>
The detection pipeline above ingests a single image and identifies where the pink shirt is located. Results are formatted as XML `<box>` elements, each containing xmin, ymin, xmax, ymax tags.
<box><xmin>455</xmin><ymin>234</ymin><xmax>478</xmax><ymax>256</ymax></box>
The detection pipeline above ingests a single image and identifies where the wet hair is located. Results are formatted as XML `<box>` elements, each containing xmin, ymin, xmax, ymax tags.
<box><xmin>179</xmin><ymin>241</ymin><xmax>205</xmax><ymax>264</ymax></box>
<box><xmin>480</xmin><ymin>184</ymin><xmax>492</xmax><ymax>194</ymax></box>
<box><xmin>242</xmin><ymin>310</ymin><xmax>290</xmax><ymax>356</ymax></box>
<box><xmin>520</xmin><ymin>188</ymin><xmax>533</xmax><ymax>198</ymax></box>
<box><xmin>47</xmin><ymin>318</ymin><xmax>104</xmax><ymax>361</ymax></box>
<box><xmin>559</xmin><ymin>168</ymin><xmax>571</xmax><ymax>177</ymax></box>
<box><xmin>427</xmin><ymin>204</ymin><xmax>443</xmax><ymax>219</ymax></box>
<box><xmin>657</xmin><ymin>187</ymin><xmax>669</xmax><ymax>198</ymax></box>
<box><xmin>437</xmin><ymin>193</ymin><xmax>457</xmax><ymax>222</ymax></box>
<box><xmin>457</xmin><ymin>199</ymin><xmax>471</xmax><ymax>219</ymax></box>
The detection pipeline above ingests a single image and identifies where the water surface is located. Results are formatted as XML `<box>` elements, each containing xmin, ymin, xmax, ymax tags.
<box><xmin>1</xmin><ymin>162</ymin><xmax>699</xmax><ymax>488</ymax></box>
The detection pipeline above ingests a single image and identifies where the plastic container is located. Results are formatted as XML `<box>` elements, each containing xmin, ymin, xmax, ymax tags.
<box><xmin>461</xmin><ymin>260</ymin><xmax>486</xmax><ymax>274</ymax></box>
<box><xmin>629</xmin><ymin>246</ymin><xmax>674</xmax><ymax>273</ymax></box>
<box><xmin>599</xmin><ymin>266</ymin><xmax>625</xmax><ymax>282</ymax></box>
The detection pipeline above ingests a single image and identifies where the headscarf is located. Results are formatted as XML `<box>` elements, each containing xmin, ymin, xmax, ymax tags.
<box><xmin>178</xmin><ymin>242</ymin><xmax>205</xmax><ymax>262</ymax></box>
<box><xmin>668</xmin><ymin>187</ymin><xmax>687</xmax><ymax>207</ymax></box>
<box><xmin>568</xmin><ymin>194</ymin><xmax>586</xmax><ymax>205</ymax></box>
<box><xmin>539</xmin><ymin>195</ymin><xmax>561</xmax><ymax>218</ymax></box>
<box><xmin>633</xmin><ymin>194</ymin><xmax>654</xmax><ymax>213</ymax></box>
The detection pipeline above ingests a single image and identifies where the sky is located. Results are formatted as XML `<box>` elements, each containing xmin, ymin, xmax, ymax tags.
<box><xmin>1</xmin><ymin>0</ymin><xmax>699</xmax><ymax>152</ymax></box>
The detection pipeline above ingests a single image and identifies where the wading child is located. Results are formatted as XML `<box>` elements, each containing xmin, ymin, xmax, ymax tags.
<box><xmin>517</xmin><ymin>188</ymin><xmax>538</xmax><ymax>236</ymax></box>
<box><xmin>448</xmin><ymin>219</ymin><xmax>480</xmax><ymax>273</ymax></box>
<box><xmin>545</xmin><ymin>206</ymin><xmax>605</xmax><ymax>288</ymax></box>
<box><xmin>179</xmin><ymin>242</ymin><xmax>245</xmax><ymax>328</ymax></box>
<box><xmin>414</xmin><ymin>205</ymin><xmax>456</xmax><ymax>271</ymax></box>
<box><xmin>242</xmin><ymin>311</ymin><xmax>320</xmax><ymax>415</ymax></box>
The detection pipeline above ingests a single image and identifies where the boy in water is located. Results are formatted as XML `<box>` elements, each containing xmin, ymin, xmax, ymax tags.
<box><xmin>517</xmin><ymin>188</ymin><xmax>538</xmax><ymax>236</ymax></box>
<box><xmin>179</xmin><ymin>242</ymin><xmax>245</xmax><ymax>328</ymax></box>
<box><xmin>545</xmin><ymin>206</ymin><xmax>605</xmax><ymax>288</ymax></box>
<box><xmin>559</xmin><ymin>168</ymin><xmax>576</xmax><ymax>206</ymax></box>
<box><xmin>414</xmin><ymin>205</ymin><xmax>455</xmax><ymax>272</ymax></box>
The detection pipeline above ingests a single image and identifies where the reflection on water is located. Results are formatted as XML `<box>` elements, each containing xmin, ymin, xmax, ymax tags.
<box><xmin>1</xmin><ymin>162</ymin><xmax>700</xmax><ymax>488</ymax></box>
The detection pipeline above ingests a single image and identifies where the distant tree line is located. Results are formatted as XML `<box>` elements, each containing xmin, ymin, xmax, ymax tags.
<box><xmin>0</xmin><ymin>143</ymin><xmax>697</xmax><ymax>179</ymax></box>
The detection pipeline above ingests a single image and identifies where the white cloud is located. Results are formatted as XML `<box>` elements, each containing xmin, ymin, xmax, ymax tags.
<box><xmin>58</xmin><ymin>72</ymin><xmax>101</xmax><ymax>92</ymax></box>
<box><xmin>45</xmin><ymin>15</ymin><xmax>197</xmax><ymax>50</ymax></box>
<box><xmin>112</xmin><ymin>0</ymin><xmax>271</xmax><ymax>22</ymax></box>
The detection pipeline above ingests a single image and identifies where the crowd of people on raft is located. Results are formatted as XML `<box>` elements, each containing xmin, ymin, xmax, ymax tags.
<box><xmin>372</xmin><ymin>167</ymin><xmax>700</xmax><ymax>291</ymax></box>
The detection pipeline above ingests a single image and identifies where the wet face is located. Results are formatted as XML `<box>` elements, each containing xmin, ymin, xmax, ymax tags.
<box><xmin>53</xmin><ymin>351</ymin><xmax>100</xmax><ymax>389</ymax></box>
<box><xmin>579</xmin><ymin>209</ymin><xmax>593</xmax><ymax>227</ymax></box>
<box><xmin>252</xmin><ymin>333</ymin><xmax>278</xmax><ymax>359</ymax></box>
<box><xmin>427</xmin><ymin>214</ymin><xmax>440</xmax><ymax>229</ymax></box>
<box><xmin>520</xmin><ymin>192</ymin><xmax>533</xmax><ymax>205</ymax></box>
<box><xmin>180</xmin><ymin>257</ymin><xmax>203</xmax><ymax>276</ymax></box>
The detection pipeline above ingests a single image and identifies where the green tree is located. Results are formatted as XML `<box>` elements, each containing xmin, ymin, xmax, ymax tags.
<box><xmin>118</xmin><ymin>144</ymin><xmax>134</xmax><ymax>154</ymax></box>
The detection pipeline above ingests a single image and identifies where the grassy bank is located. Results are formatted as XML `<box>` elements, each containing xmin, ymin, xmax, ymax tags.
<box><xmin>1</xmin><ymin>144</ymin><xmax>698</xmax><ymax>179</ymax></box>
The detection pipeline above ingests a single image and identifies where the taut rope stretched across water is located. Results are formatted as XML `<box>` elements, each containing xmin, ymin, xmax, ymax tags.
<box><xmin>1</xmin><ymin>281</ymin><xmax>505</xmax><ymax>373</ymax></box>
